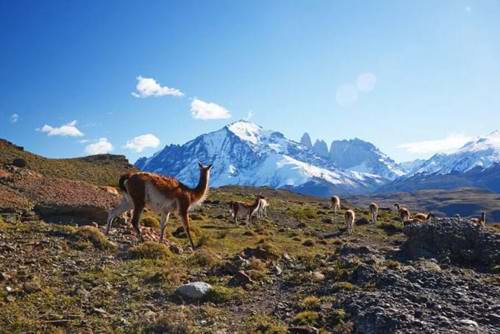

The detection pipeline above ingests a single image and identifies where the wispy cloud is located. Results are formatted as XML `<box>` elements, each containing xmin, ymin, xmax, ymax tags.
<box><xmin>398</xmin><ymin>134</ymin><xmax>472</xmax><ymax>155</ymax></box>
<box><xmin>85</xmin><ymin>138</ymin><xmax>113</xmax><ymax>155</ymax></box>
<box><xmin>131</xmin><ymin>76</ymin><xmax>184</xmax><ymax>98</ymax></box>
<box><xmin>38</xmin><ymin>120</ymin><xmax>84</xmax><ymax>137</ymax></box>
<box><xmin>191</xmin><ymin>98</ymin><xmax>231</xmax><ymax>120</ymax></box>
<box><xmin>10</xmin><ymin>113</ymin><xmax>19</xmax><ymax>123</ymax></box>
<box><xmin>124</xmin><ymin>134</ymin><xmax>160</xmax><ymax>152</ymax></box>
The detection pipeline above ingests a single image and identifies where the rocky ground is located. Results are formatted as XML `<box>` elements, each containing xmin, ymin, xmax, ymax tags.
<box><xmin>0</xmin><ymin>155</ymin><xmax>499</xmax><ymax>333</ymax></box>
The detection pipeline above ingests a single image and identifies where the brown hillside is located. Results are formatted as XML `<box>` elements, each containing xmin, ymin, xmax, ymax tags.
<box><xmin>0</xmin><ymin>139</ymin><xmax>137</xmax><ymax>186</ymax></box>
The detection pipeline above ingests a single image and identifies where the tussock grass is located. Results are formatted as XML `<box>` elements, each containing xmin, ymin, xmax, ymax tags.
<box><xmin>75</xmin><ymin>226</ymin><xmax>115</xmax><ymax>250</ymax></box>
<box><xmin>301</xmin><ymin>296</ymin><xmax>321</xmax><ymax>310</ymax></box>
<box><xmin>245</xmin><ymin>315</ymin><xmax>288</xmax><ymax>334</ymax></box>
<box><xmin>293</xmin><ymin>311</ymin><xmax>319</xmax><ymax>326</ymax></box>
<box><xmin>190</xmin><ymin>248</ymin><xmax>220</xmax><ymax>267</ymax></box>
<box><xmin>205</xmin><ymin>285</ymin><xmax>245</xmax><ymax>304</ymax></box>
<box><xmin>129</xmin><ymin>241</ymin><xmax>170</xmax><ymax>260</ymax></box>
<box><xmin>332</xmin><ymin>282</ymin><xmax>355</xmax><ymax>291</ymax></box>
<box><xmin>141</xmin><ymin>216</ymin><xmax>160</xmax><ymax>229</ymax></box>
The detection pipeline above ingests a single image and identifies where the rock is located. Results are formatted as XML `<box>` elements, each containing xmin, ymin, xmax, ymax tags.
<box><xmin>338</xmin><ymin>244</ymin><xmax>378</xmax><ymax>256</ymax></box>
<box><xmin>458</xmin><ymin>319</ymin><xmax>478</xmax><ymax>327</ymax></box>
<box><xmin>175</xmin><ymin>282</ymin><xmax>212</xmax><ymax>300</ymax></box>
<box><xmin>351</xmin><ymin>264</ymin><xmax>379</xmax><ymax>284</ymax></box>
<box><xmin>12</xmin><ymin>158</ymin><xmax>27</xmax><ymax>168</ymax></box>
<box><xmin>241</xmin><ymin>245</ymin><xmax>280</xmax><ymax>260</ymax></box>
<box><xmin>23</xmin><ymin>281</ymin><xmax>42</xmax><ymax>293</ymax></box>
<box><xmin>228</xmin><ymin>270</ymin><xmax>253</xmax><ymax>287</ymax></box>
<box><xmin>273</xmin><ymin>265</ymin><xmax>283</xmax><ymax>276</ymax></box>
<box><xmin>144</xmin><ymin>310</ymin><xmax>157</xmax><ymax>320</ymax></box>
<box><xmin>321</xmin><ymin>218</ymin><xmax>333</xmax><ymax>224</ymax></box>
<box><xmin>169</xmin><ymin>244</ymin><xmax>183</xmax><ymax>255</ymax></box>
<box><xmin>288</xmin><ymin>326</ymin><xmax>319</xmax><ymax>334</ymax></box>
<box><xmin>403</xmin><ymin>219</ymin><xmax>500</xmax><ymax>268</ymax></box>
<box><xmin>356</xmin><ymin>217</ymin><xmax>370</xmax><ymax>225</ymax></box>
<box><xmin>93</xmin><ymin>307</ymin><xmax>107</xmax><ymax>315</ymax></box>
<box><xmin>311</xmin><ymin>271</ymin><xmax>325</xmax><ymax>282</ymax></box>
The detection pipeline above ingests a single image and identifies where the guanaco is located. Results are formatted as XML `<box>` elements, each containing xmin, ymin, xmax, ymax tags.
<box><xmin>106</xmin><ymin>162</ymin><xmax>212</xmax><ymax>248</ymax></box>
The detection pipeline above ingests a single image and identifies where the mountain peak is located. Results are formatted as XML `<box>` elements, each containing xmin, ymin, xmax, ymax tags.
<box><xmin>300</xmin><ymin>133</ymin><xmax>313</xmax><ymax>148</ymax></box>
<box><xmin>226</xmin><ymin>120</ymin><xmax>264</xmax><ymax>144</ymax></box>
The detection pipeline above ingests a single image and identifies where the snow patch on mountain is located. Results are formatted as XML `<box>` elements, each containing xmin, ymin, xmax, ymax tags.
<box><xmin>136</xmin><ymin>120</ymin><xmax>388</xmax><ymax>196</ymax></box>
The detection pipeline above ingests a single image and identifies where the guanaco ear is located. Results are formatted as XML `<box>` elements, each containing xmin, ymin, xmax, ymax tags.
<box><xmin>198</xmin><ymin>161</ymin><xmax>203</xmax><ymax>168</ymax></box>
<box><xmin>207</xmin><ymin>164</ymin><xmax>213</xmax><ymax>169</ymax></box>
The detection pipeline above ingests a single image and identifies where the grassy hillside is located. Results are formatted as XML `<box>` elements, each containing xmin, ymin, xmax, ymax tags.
<box><xmin>1</xmin><ymin>185</ymin><xmax>498</xmax><ymax>333</ymax></box>
<box><xmin>0</xmin><ymin>139</ymin><xmax>137</xmax><ymax>186</ymax></box>
<box><xmin>348</xmin><ymin>187</ymin><xmax>500</xmax><ymax>223</ymax></box>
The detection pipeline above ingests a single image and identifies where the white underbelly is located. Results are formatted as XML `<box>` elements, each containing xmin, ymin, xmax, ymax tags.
<box><xmin>145</xmin><ymin>182</ymin><xmax>177</xmax><ymax>214</ymax></box>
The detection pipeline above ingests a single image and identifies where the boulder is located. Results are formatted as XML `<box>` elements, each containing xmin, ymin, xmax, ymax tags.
<box><xmin>403</xmin><ymin>219</ymin><xmax>500</xmax><ymax>268</ymax></box>
<box><xmin>175</xmin><ymin>282</ymin><xmax>212</xmax><ymax>300</ymax></box>
<box><xmin>12</xmin><ymin>158</ymin><xmax>27</xmax><ymax>168</ymax></box>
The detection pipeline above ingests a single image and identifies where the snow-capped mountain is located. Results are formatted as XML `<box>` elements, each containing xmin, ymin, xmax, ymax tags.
<box><xmin>409</xmin><ymin>131</ymin><xmax>500</xmax><ymax>176</ymax></box>
<box><xmin>136</xmin><ymin>121</ymin><xmax>387</xmax><ymax>196</ymax></box>
<box><xmin>380</xmin><ymin>131</ymin><xmax>500</xmax><ymax>193</ymax></box>
<box><xmin>329</xmin><ymin>138</ymin><xmax>405</xmax><ymax>180</ymax></box>
<box><xmin>399</xmin><ymin>159</ymin><xmax>426</xmax><ymax>174</ymax></box>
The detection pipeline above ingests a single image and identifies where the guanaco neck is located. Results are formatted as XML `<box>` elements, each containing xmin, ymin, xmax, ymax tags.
<box><xmin>191</xmin><ymin>169</ymin><xmax>210</xmax><ymax>204</ymax></box>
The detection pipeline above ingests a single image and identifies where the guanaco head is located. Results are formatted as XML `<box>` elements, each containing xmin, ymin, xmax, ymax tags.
<box><xmin>393</xmin><ymin>203</ymin><xmax>400</xmax><ymax>210</ymax></box>
<box><xmin>198</xmin><ymin>162</ymin><xmax>213</xmax><ymax>172</ymax></box>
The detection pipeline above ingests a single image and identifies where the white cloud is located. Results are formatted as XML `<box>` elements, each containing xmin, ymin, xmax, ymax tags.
<box><xmin>10</xmin><ymin>113</ymin><xmax>19</xmax><ymax>123</ymax></box>
<box><xmin>124</xmin><ymin>134</ymin><xmax>160</xmax><ymax>152</ymax></box>
<box><xmin>336</xmin><ymin>84</ymin><xmax>358</xmax><ymax>108</ymax></box>
<box><xmin>356</xmin><ymin>73</ymin><xmax>377</xmax><ymax>92</ymax></box>
<box><xmin>190</xmin><ymin>98</ymin><xmax>231</xmax><ymax>120</ymax></box>
<box><xmin>85</xmin><ymin>138</ymin><xmax>113</xmax><ymax>155</ymax></box>
<box><xmin>38</xmin><ymin>120</ymin><xmax>84</xmax><ymax>137</ymax></box>
<box><xmin>398</xmin><ymin>134</ymin><xmax>472</xmax><ymax>155</ymax></box>
<box><xmin>131</xmin><ymin>76</ymin><xmax>184</xmax><ymax>98</ymax></box>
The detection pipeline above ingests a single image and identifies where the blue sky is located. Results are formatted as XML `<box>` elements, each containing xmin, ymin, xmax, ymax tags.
<box><xmin>1</xmin><ymin>0</ymin><xmax>499</xmax><ymax>163</ymax></box>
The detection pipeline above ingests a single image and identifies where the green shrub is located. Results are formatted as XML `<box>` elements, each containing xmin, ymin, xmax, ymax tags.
<box><xmin>129</xmin><ymin>241</ymin><xmax>170</xmax><ymax>260</ymax></box>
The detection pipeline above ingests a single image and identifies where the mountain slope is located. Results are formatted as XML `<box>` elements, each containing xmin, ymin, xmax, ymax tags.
<box><xmin>136</xmin><ymin>121</ymin><xmax>386</xmax><ymax>196</ymax></box>
<box><xmin>329</xmin><ymin>138</ymin><xmax>405</xmax><ymax>180</ymax></box>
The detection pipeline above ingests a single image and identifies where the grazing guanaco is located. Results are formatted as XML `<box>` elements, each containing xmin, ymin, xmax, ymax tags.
<box><xmin>394</xmin><ymin>203</ymin><xmax>411</xmax><ymax>222</ymax></box>
<box><xmin>229</xmin><ymin>195</ymin><xmax>264</xmax><ymax>224</ymax></box>
<box><xmin>331</xmin><ymin>196</ymin><xmax>341</xmax><ymax>222</ymax></box>
<box><xmin>469</xmin><ymin>212</ymin><xmax>486</xmax><ymax>226</ymax></box>
<box><xmin>256</xmin><ymin>197</ymin><xmax>269</xmax><ymax>218</ymax></box>
<box><xmin>413</xmin><ymin>212</ymin><xmax>434</xmax><ymax>223</ymax></box>
<box><xmin>369</xmin><ymin>202</ymin><xmax>379</xmax><ymax>224</ymax></box>
<box><xmin>106</xmin><ymin>162</ymin><xmax>212</xmax><ymax>248</ymax></box>
<box><xmin>345</xmin><ymin>209</ymin><xmax>355</xmax><ymax>235</ymax></box>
